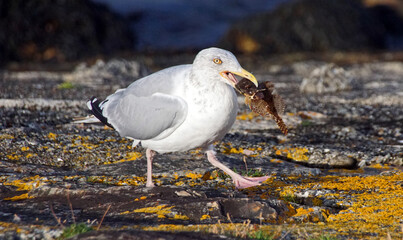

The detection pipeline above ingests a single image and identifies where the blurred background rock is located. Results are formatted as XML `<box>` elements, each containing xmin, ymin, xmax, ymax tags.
<box><xmin>1</xmin><ymin>0</ymin><xmax>403</xmax><ymax>66</ymax></box>
<box><xmin>221</xmin><ymin>0</ymin><xmax>403</xmax><ymax>54</ymax></box>
<box><xmin>0</xmin><ymin>0</ymin><xmax>134</xmax><ymax>65</ymax></box>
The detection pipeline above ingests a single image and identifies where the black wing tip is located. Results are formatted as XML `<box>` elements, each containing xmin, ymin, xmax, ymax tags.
<box><xmin>88</xmin><ymin>96</ymin><xmax>114</xmax><ymax>129</ymax></box>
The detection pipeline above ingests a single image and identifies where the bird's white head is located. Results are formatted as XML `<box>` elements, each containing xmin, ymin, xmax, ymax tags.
<box><xmin>192</xmin><ymin>47</ymin><xmax>258</xmax><ymax>88</ymax></box>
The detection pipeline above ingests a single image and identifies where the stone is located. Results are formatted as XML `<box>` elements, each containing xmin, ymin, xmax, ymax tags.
<box><xmin>64</xmin><ymin>59</ymin><xmax>149</xmax><ymax>87</ymax></box>
<box><xmin>220</xmin><ymin>198</ymin><xmax>277</xmax><ymax>222</ymax></box>
<box><xmin>300</xmin><ymin>64</ymin><xmax>355</xmax><ymax>94</ymax></box>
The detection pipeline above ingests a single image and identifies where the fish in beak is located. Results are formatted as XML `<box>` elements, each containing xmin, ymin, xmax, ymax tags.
<box><xmin>220</xmin><ymin>68</ymin><xmax>258</xmax><ymax>88</ymax></box>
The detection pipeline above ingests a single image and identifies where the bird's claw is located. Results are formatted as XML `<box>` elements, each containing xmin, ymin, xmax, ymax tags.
<box><xmin>244</xmin><ymin>176</ymin><xmax>270</xmax><ymax>182</ymax></box>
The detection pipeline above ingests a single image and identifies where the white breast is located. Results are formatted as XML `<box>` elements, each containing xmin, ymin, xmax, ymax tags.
<box><xmin>141</xmin><ymin>82</ymin><xmax>238</xmax><ymax>153</ymax></box>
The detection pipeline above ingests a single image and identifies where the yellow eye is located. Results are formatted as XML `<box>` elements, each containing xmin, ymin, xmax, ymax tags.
<box><xmin>213</xmin><ymin>58</ymin><xmax>222</xmax><ymax>64</ymax></box>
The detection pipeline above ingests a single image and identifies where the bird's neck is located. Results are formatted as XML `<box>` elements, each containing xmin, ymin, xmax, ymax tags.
<box><xmin>186</xmin><ymin>68</ymin><xmax>236</xmax><ymax>109</ymax></box>
<box><xmin>189</xmin><ymin>67</ymin><xmax>224</xmax><ymax>89</ymax></box>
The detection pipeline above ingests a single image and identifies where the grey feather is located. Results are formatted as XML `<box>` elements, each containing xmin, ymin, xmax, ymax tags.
<box><xmin>102</xmin><ymin>66</ymin><xmax>189</xmax><ymax>141</ymax></box>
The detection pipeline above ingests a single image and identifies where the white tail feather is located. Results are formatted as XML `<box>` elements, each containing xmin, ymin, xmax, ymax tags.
<box><xmin>72</xmin><ymin>115</ymin><xmax>100</xmax><ymax>124</ymax></box>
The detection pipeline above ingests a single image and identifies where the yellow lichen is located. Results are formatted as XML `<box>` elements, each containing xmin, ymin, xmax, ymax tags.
<box><xmin>6</xmin><ymin>154</ymin><xmax>22</xmax><ymax>161</ymax></box>
<box><xmin>236</xmin><ymin>111</ymin><xmax>259</xmax><ymax>121</ymax></box>
<box><xmin>370</xmin><ymin>163</ymin><xmax>390</xmax><ymax>169</ymax></box>
<box><xmin>222</xmin><ymin>143</ymin><xmax>261</xmax><ymax>157</ymax></box>
<box><xmin>294</xmin><ymin>207</ymin><xmax>315</xmax><ymax>217</ymax></box>
<box><xmin>3</xmin><ymin>175</ymin><xmax>46</xmax><ymax>191</ymax></box>
<box><xmin>102</xmin><ymin>152</ymin><xmax>142</xmax><ymax>165</ymax></box>
<box><xmin>87</xmin><ymin>176</ymin><xmax>146</xmax><ymax>186</ymax></box>
<box><xmin>0</xmin><ymin>134</ymin><xmax>14</xmax><ymax>140</ymax></box>
<box><xmin>272</xmin><ymin>172</ymin><xmax>403</xmax><ymax>238</ymax></box>
<box><xmin>121</xmin><ymin>204</ymin><xmax>175</xmax><ymax>219</ymax></box>
<box><xmin>200</xmin><ymin>214</ymin><xmax>211</xmax><ymax>220</ymax></box>
<box><xmin>275</xmin><ymin>147</ymin><xmax>309</xmax><ymax>161</ymax></box>
<box><xmin>185</xmin><ymin>172</ymin><xmax>202</xmax><ymax>179</ymax></box>
<box><xmin>21</xmin><ymin>146</ymin><xmax>29</xmax><ymax>151</ymax></box>
<box><xmin>134</xmin><ymin>196</ymin><xmax>147</xmax><ymax>201</ymax></box>
<box><xmin>4</xmin><ymin>193</ymin><xmax>33</xmax><ymax>201</ymax></box>
<box><xmin>172</xmin><ymin>214</ymin><xmax>189</xmax><ymax>220</ymax></box>
<box><xmin>174</xmin><ymin>181</ymin><xmax>185</xmax><ymax>186</ymax></box>
<box><xmin>3</xmin><ymin>175</ymin><xmax>48</xmax><ymax>201</ymax></box>
<box><xmin>47</xmin><ymin>132</ymin><xmax>57</xmax><ymax>140</ymax></box>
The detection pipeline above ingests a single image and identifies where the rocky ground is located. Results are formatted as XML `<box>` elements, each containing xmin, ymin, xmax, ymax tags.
<box><xmin>0</xmin><ymin>56</ymin><xmax>402</xmax><ymax>239</ymax></box>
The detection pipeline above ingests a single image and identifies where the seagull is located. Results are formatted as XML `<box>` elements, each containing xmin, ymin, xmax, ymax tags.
<box><xmin>86</xmin><ymin>47</ymin><xmax>269</xmax><ymax>189</ymax></box>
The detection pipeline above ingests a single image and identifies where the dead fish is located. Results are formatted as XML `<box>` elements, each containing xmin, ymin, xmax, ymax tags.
<box><xmin>235</xmin><ymin>79</ymin><xmax>288</xmax><ymax>135</ymax></box>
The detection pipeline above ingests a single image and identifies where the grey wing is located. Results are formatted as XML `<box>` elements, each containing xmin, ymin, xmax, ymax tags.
<box><xmin>103</xmin><ymin>91</ymin><xmax>187</xmax><ymax>141</ymax></box>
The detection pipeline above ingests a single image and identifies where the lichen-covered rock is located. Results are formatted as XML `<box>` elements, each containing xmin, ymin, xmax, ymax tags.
<box><xmin>1</xmin><ymin>58</ymin><xmax>402</xmax><ymax>239</ymax></box>
<box><xmin>69</xmin><ymin>230</ymin><xmax>239</xmax><ymax>240</ymax></box>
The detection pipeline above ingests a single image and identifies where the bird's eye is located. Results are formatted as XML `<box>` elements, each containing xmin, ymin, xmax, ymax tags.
<box><xmin>213</xmin><ymin>58</ymin><xmax>222</xmax><ymax>65</ymax></box>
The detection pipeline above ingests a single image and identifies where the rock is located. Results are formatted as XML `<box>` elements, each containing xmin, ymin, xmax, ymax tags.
<box><xmin>69</xmin><ymin>230</ymin><xmax>238</xmax><ymax>240</ymax></box>
<box><xmin>1</xmin><ymin>57</ymin><xmax>402</xmax><ymax>239</ymax></box>
<box><xmin>64</xmin><ymin>59</ymin><xmax>149</xmax><ymax>87</ymax></box>
<box><xmin>220</xmin><ymin>0</ymin><xmax>390</xmax><ymax>54</ymax></box>
<box><xmin>175</xmin><ymin>190</ymin><xmax>193</xmax><ymax>197</ymax></box>
<box><xmin>307</xmin><ymin>151</ymin><xmax>357</xmax><ymax>168</ymax></box>
<box><xmin>275</xmin><ymin>147</ymin><xmax>357</xmax><ymax>169</ymax></box>
<box><xmin>220</xmin><ymin>198</ymin><xmax>277</xmax><ymax>222</ymax></box>
<box><xmin>0</xmin><ymin>0</ymin><xmax>134</xmax><ymax>64</ymax></box>
<box><xmin>300</xmin><ymin>64</ymin><xmax>355</xmax><ymax>94</ymax></box>
<box><xmin>289</xmin><ymin>206</ymin><xmax>329</xmax><ymax>223</ymax></box>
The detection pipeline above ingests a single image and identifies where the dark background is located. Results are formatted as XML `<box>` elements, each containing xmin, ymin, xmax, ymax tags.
<box><xmin>1</xmin><ymin>0</ymin><xmax>403</xmax><ymax>66</ymax></box>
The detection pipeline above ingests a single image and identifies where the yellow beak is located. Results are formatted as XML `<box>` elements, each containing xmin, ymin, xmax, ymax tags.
<box><xmin>220</xmin><ymin>68</ymin><xmax>258</xmax><ymax>87</ymax></box>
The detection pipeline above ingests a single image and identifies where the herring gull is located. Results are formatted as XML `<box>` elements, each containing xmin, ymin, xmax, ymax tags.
<box><xmin>86</xmin><ymin>47</ymin><xmax>269</xmax><ymax>189</ymax></box>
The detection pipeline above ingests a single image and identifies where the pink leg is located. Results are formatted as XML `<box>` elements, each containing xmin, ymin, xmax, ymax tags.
<box><xmin>206</xmin><ymin>150</ymin><xmax>269</xmax><ymax>189</ymax></box>
<box><xmin>244</xmin><ymin>176</ymin><xmax>270</xmax><ymax>182</ymax></box>
<box><xmin>146</xmin><ymin>149</ymin><xmax>155</xmax><ymax>188</ymax></box>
